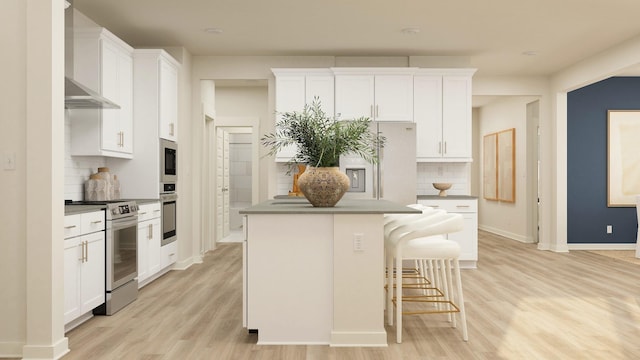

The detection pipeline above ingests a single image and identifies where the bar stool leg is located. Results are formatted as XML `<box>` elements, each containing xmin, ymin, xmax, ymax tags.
<box><xmin>453</xmin><ymin>259</ymin><xmax>468</xmax><ymax>341</ymax></box>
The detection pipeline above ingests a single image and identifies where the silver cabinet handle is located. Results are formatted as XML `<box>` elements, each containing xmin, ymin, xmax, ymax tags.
<box><xmin>170</xmin><ymin>123</ymin><xmax>175</xmax><ymax>136</ymax></box>
<box><xmin>84</xmin><ymin>241</ymin><xmax>88</xmax><ymax>262</ymax></box>
<box><xmin>376</xmin><ymin>104</ymin><xmax>379</xmax><ymax>118</ymax></box>
<box><xmin>444</xmin><ymin>141</ymin><xmax>447</xmax><ymax>154</ymax></box>
<box><xmin>456</xmin><ymin>205</ymin><xmax>470</xmax><ymax>208</ymax></box>
<box><xmin>65</xmin><ymin>225</ymin><xmax>77</xmax><ymax>229</ymax></box>
<box><xmin>91</xmin><ymin>220</ymin><xmax>102</xmax><ymax>224</ymax></box>
<box><xmin>148</xmin><ymin>223</ymin><xmax>153</xmax><ymax>240</ymax></box>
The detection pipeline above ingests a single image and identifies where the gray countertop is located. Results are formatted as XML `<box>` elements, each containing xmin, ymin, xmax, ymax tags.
<box><xmin>64</xmin><ymin>204</ymin><xmax>106</xmax><ymax>215</ymax></box>
<box><xmin>241</xmin><ymin>198</ymin><xmax>421</xmax><ymax>215</ymax></box>
<box><xmin>417</xmin><ymin>195</ymin><xmax>478</xmax><ymax>200</ymax></box>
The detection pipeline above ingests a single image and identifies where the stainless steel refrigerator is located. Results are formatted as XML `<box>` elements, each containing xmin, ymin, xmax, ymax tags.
<box><xmin>340</xmin><ymin>121</ymin><xmax>417</xmax><ymax>205</ymax></box>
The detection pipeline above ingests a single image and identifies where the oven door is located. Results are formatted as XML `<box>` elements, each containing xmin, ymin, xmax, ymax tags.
<box><xmin>106</xmin><ymin>216</ymin><xmax>138</xmax><ymax>291</ymax></box>
<box><xmin>161</xmin><ymin>193</ymin><xmax>177</xmax><ymax>246</ymax></box>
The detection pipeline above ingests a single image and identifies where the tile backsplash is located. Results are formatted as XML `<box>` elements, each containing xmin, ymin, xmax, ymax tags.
<box><xmin>416</xmin><ymin>162</ymin><xmax>470</xmax><ymax>195</ymax></box>
<box><xmin>64</xmin><ymin>112</ymin><xmax>106</xmax><ymax>201</ymax></box>
<box><xmin>275</xmin><ymin>162</ymin><xmax>470</xmax><ymax>197</ymax></box>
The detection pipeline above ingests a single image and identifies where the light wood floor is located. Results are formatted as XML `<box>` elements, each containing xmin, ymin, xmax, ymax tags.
<box><xmin>62</xmin><ymin>231</ymin><xmax>640</xmax><ymax>359</ymax></box>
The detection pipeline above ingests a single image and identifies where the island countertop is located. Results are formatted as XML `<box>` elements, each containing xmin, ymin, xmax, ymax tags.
<box><xmin>240</xmin><ymin>198</ymin><xmax>421</xmax><ymax>215</ymax></box>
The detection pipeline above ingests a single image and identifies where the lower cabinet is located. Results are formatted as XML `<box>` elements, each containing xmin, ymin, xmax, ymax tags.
<box><xmin>137</xmin><ymin>202</ymin><xmax>162</xmax><ymax>288</ymax></box>
<box><xmin>161</xmin><ymin>241</ymin><xmax>178</xmax><ymax>269</ymax></box>
<box><xmin>64</xmin><ymin>211</ymin><xmax>105</xmax><ymax>325</ymax></box>
<box><xmin>417</xmin><ymin>197</ymin><xmax>478</xmax><ymax>268</ymax></box>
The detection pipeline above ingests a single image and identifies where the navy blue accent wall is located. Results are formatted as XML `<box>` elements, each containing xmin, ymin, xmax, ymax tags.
<box><xmin>567</xmin><ymin>77</ymin><xmax>640</xmax><ymax>244</ymax></box>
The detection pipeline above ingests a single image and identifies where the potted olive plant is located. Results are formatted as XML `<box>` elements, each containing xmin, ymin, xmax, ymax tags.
<box><xmin>262</xmin><ymin>97</ymin><xmax>382</xmax><ymax>207</ymax></box>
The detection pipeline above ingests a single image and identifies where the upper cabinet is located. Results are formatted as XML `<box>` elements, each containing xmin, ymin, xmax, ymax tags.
<box><xmin>158</xmin><ymin>57</ymin><xmax>179</xmax><ymax>142</ymax></box>
<box><xmin>414</xmin><ymin>69</ymin><xmax>476</xmax><ymax>162</ymax></box>
<box><xmin>333</xmin><ymin>68</ymin><xmax>415</xmax><ymax>121</ymax></box>
<box><xmin>272</xmin><ymin>69</ymin><xmax>335</xmax><ymax>162</ymax></box>
<box><xmin>133</xmin><ymin>50</ymin><xmax>180</xmax><ymax>143</ymax></box>
<box><xmin>71</xmin><ymin>28</ymin><xmax>134</xmax><ymax>158</ymax></box>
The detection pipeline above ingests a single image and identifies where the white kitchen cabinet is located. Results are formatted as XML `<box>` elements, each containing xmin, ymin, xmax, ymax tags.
<box><xmin>137</xmin><ymin>202</ymin><xmax>162</xmax><ymax>287</ymax></box>
<box><xmin>272</xmin><ymin>69</ymin><xmax>334</xmax><ymax>162</ymax></box>
<box><xmin>333</xmin><ymin>68</ymin><xmax>415</xmax><ymax>122</ymax></box>
<box><xmin>107</xmin><ymin>50</ymin><xmax>180</xmax><ymax>198</ymax></box>
<box><xmin>134</xmin><ymin>49</ymin><xmax>180</xmax><ymax>143</ymax></box>
<box><xmin>159</xmin><ymin>57</ymin><xmax>179</xmax><ymax>141</ymax></box>
<box><xmin>64</xmin><ymin>210</ymin><xmax>106</xmax><ymax>326</ymax></box>
<box><xmin>161</xmin><ymin>240</ymin><xmax>178</xmax><ymax>268</ymax></box>
<box><xmin>70</xmin><ymin>27</ymin><xmax>134</xmax><ymax>158</ymax></box>
<box><xmin>417</xmin><ymin>197</ymin><xmax>478</xmax><ymax>268</ymax></box>
<box><xmin>414</xmin><ymin>69</ymin><xmax>476</xmax><ymax>161</ymax></box>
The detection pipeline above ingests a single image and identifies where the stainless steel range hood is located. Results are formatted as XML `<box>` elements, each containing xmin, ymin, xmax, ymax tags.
<box><xmin>65</xmin><ymin>1</ymin><xmax>119</xmax><ymax>109</ymax></box>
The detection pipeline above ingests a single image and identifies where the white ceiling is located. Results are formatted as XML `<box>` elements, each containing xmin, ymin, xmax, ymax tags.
<box><xmin>74</xmin><ymin>0</ymin><xmax>640</xmax><ymax>78</ymax></box>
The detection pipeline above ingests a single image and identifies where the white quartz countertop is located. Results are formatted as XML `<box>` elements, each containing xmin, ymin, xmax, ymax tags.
<box><xmin>241</xmin><ymin>198</ymin><xmax>421</xmax><ymax>214</ymax></box>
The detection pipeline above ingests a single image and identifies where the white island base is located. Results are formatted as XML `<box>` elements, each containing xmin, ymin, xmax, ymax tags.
<box><xmin>241</xmin><ymin>199</ymin><xmax>419</xmax><ymax>346</ymax></box>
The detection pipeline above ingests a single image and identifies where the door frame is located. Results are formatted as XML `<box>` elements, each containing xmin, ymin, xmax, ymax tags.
<box><xmin>205</xmin><ymin>116</ymin><xmax>260</xmax><ymax>251</ymax></box>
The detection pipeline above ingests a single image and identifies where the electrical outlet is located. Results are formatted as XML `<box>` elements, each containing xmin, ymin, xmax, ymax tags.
<box><xmin>353</xmin><ymin>233</ymin><xmax>364</xmax><ymax>252</ymax></box>
<box><xmin>607</xmin><ymin>225</ymin><xmax>612</xmax><ymax>234</ymax></box>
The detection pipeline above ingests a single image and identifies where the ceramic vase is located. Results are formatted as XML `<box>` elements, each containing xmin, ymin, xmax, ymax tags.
<box><xmin>297</xmin><ymin>166</ymin><xmax>350</xmax><ymax>207</ymax></box>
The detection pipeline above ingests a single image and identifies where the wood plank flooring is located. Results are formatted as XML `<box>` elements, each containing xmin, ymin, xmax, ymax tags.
<box><xmin>62</xmin><ymin>231</ymin><xmax>640</xmax><ymax>359</ymax></box>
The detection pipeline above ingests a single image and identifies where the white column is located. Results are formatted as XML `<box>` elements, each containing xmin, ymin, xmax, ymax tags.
<box><xmin>22</xmin><ymin>0</ymin><xmax>69</xmax><ymax>358</ymax></box>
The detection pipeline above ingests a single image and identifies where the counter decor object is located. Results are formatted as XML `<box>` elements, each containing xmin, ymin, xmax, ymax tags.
<box><xmin>261</xmin><ymin>97</ymin><xmax>382</xmax><ymax>207</ymax></box>
<box><xmin>433</xmin><ymin>182</ymin><xmax>452</xmax><ymax>196</ymax></box>
<box><xmin>289</xmin><ymin>164</ymin><xmax>306</xmax><ymax>197</ymax></box>
<box><xmin>85</xmin><ymin>167</ymin><xmax>121</xmax><ymax>201</ymax></box>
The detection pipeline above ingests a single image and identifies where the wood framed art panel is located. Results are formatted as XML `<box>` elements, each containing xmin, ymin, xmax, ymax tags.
<box><xmin>483</xmin><ymin>133</ymin><xmax>498</xmax><ymax>200</ymax></box>
<box><xmin>497</xmin><ymin>128</ymin><xmax>515</xmax><ymax>202</ymax></box>
<box><xmin>607</xmin><ymin>110</ymin><xmax>640</xmax><ymax>207</ymax></box>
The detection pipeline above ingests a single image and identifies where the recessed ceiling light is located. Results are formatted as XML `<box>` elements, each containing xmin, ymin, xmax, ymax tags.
<box><xmin>204</xmin><ymin>28</ymin><xmax>223</xmax><ymax>34</ymax></box>
<box><xmin>401</xmin><ymin>28</ymin><xmax>420</xmax><ymax>35</ymax></box>
<box><xmin>522</xmin><ymin>50</ymin><xmax>538</xmax><ymax>56</ymax></box>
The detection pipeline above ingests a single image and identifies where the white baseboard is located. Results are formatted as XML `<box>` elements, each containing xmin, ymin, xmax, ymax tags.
<box><xmin>478</xmin><ymin>225</ymin><xmax>533</xmax><ymax>243</ymax></box>
<box><xmin>568</xmin><ymin>243</ymin><xmax>637</xmax><ymax>250</ymax></box>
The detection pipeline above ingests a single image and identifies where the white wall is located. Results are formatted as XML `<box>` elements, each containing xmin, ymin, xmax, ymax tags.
<box><xmin>477</xmin><ymin>96</ymin><xmax>539</xmax><ymax>242</ymax></box>
<box><xmin>1</xmin><ymin>0</ymin><xmax>28</xmax><ymax>354</ymax></box>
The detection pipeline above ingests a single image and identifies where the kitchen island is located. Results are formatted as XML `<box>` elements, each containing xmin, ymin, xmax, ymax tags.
<box><xmin>240</xmin><ymin>199</ymin><xmax>419</xmax><ymax>346</ymax></box>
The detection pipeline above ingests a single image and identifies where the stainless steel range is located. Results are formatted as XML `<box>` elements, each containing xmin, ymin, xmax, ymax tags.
<box><xmin>70</xmin><ymin>200</ymin><xmax>139</xmax><ymax>315</ymax></box>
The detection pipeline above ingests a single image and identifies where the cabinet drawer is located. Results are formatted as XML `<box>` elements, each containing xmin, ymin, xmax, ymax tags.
<box><xmin>81</xmin><ymin>211</ymin><xmax>105</xmax><ymax>234</ymax></box>
<box><xmin>138</xmin><ymin>202</ymin><xmax>161</xmax><ymax>222</ymax></box>
<box><xmin>418</xmin><ymin>199</ymin><xmax>477</xmax><ymax>213</ymax></box>
<box><xmin>64</xmin><ymin>214</ymin><xmax>82</xmax><ymax>239</ymax></box>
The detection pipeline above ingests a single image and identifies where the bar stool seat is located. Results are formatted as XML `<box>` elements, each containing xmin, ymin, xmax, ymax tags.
<box><xmin>386</xmin><ymin>213</ymin><xmax>468</xmax><ymax>343</ymax></box>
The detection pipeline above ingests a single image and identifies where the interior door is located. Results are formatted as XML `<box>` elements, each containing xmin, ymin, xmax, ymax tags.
<box><xmin>216</xmin><ymin>128</ymin><xmax>231</xmax><ymax>241</ymax></box>
<box><xmin>216</xmin><ymin>128</ymin><xmax>224</xmax><ymax>242</ymax></box>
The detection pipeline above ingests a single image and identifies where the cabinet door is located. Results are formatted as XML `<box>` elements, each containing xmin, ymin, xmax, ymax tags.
<box><xmin>305</xmin><ymin>75</ymin><xmax>334</xmax><ymax>117</ymax></box>
<box><xmin>274</xmin><ymin>75</ymin><xmax>305</xmax><ymax>161</ymax></box>
<box><xmin>374</xmin><ymin>75</ymin><xmax>413</xmax><ymax>121</ymax></box>
<box><xmin>148</xmin><ymin>218</ymin><xmax>162</xmax><ymax>276</ymax></box>
<box><xmin>442</xmin><ymin>76</ymin><xmax>472</xmax><ymax>158</ymax></box>
<box><xmin>64</xmin><ymin>238</ymin><xmax>82</xmax><ymax>324</ymax></box>
<box><xmin>118</xmin><ymin>50</ymin><xmax>134</xmax><ymax>153</ymax></box>
<box><xmin>159</xmin><ymin>58</ymin><xmax>179</xmax><ymax>142</ymax></box>
<box><xmin>101</xmin><ymin>40</ymin><xmax>121</xmax><ymax>152</ymax></box>
<box><xmin>447</xmin><ymin>213</ymin><xmax>478</xmax><ymax>261</ymax></box>
<box><xmin>137</xmin><ymin>222</ymin><xmax>149</xmax><ymax>284</ymax></box>
<box><xmin>335</xmin><ymin>75</ymin><xmax>374</xmax><ymax>119</ymax></box>
<box><xmin>414</xmin><ymin>75</ymin><xmax>443</xmax><ymax>159</ymax></box>
<box><xmin>81</xmin><ymin>232</ymin><xmax>105</xmax><ymax>312</ymax></box>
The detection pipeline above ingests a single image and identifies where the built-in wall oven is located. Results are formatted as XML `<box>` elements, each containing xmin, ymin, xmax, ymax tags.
<box><xmin>160</xmin><ymin>193</ymin><xmax>177</xmax><ymax>246</ymax></box>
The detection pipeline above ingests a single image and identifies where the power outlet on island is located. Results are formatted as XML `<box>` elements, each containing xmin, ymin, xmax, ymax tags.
<box><xmin>353</xmin><ymin>233</ymin><xmax>364</xmax><ymax>252</ymax></box>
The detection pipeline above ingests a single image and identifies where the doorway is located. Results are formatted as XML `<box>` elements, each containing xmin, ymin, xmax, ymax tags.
<box><xmin>218</xmin><ymin>127</ymin><xmax>253</xmax><ymax>242</ymax></box>
<box><xmin>210</xmin><ymin>118</ymin><xmax>260</xmax><ymax>248</ymax></box>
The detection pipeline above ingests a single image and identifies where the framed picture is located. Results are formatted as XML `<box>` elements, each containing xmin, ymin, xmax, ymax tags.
<box><xmin>483</xmin><ymin>128</ymin><xmax>516</xmax><ymax>202</ymax></box>
<box><xmin>607</xmin><ymin>110</ymin><xmax>640</xmax><ymax>207</ymax></box>
<box><xmin>497</xmin><ymin>128</ymin><xmax>515</xmax><ymax>202</ymax></box>
<box><xmin>483</xmin><ymin>133</ymin><xmax>498</xmax><ymax>200</ymax></box>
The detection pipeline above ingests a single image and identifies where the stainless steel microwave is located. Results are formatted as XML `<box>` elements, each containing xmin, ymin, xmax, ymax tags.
<box><xmin>160</xmin><ymin>138</ymin><xmax>177</xmax><ymax>190</ymax></box>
